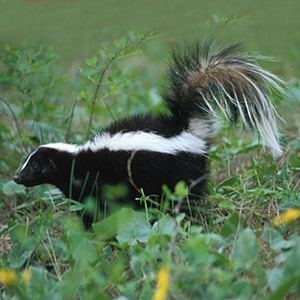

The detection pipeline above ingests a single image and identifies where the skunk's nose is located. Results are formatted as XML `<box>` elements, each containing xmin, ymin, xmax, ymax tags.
<box><xmin>13</xmin><ymin>174</ymin><xmax>21</xmax><ymax>183</ymax></box>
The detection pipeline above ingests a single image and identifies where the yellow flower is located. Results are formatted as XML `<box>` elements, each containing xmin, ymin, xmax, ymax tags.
<box><xmin>0</xmin><ymin>269</ymin><xmax>17</xmax><ymax>286</ymax></box>
<box><xmin>21</xmin><ymin>269</ymin><xmax>32</xmax><ymax>284</ymax></box>
<box><xmin>274</xmin><ymin>209</ymin><xmax>300</xmax><ymax>226</ymax></box>
<box><xmin>152</xmin><ymin>264</ymin><xmax>170</xmax><ymax>300</ymax></box>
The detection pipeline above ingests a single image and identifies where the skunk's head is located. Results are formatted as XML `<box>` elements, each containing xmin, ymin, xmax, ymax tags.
<box><xmin>13</xmin><ymin>147</ymin><xmax>61</xmax><ymax>187</ymax></box>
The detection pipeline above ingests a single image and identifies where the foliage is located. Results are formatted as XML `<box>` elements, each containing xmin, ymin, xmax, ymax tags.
<box><xmin>1</xmin><ymin>29</ymin><xmax>300</xmax><ymax>299</ymax></box>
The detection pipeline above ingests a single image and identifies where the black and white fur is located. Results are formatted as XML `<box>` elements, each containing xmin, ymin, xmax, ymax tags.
<box><xmin>13</xmin><ymin>42</ymin><xmax>285</xmax><ymax>223</ymax></box>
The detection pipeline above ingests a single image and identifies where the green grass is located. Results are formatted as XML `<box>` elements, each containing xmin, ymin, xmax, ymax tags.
<box><xmin>1</xmin><ymin>14</ymin><xmax>300</xmax><ymax>300</ymax></box>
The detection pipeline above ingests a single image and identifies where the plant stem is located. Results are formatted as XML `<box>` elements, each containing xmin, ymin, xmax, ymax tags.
<box><xmin>0</xmin><ymin>96</ymin><xmax>28</xmax><ymax>155</ymax></box>
<box><xmin>85</xmin><ymin>31</ymin><xmax>152</xmax><ymax>140</ymax></box>
<box><xmin>66</xmin><ymin>96</ymin><xmax>78</xmax><ymax>143</ymax></box>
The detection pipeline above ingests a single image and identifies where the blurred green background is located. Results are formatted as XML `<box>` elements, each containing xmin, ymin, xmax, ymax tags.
<box><xmin>1</xmin><ymin>0</ymin><xmax>299</xmax><ymax>77</ymax></box>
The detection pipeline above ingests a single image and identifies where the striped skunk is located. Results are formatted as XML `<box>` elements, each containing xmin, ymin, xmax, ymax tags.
<box><xmin>13</xmin><ymin>42</ymin><xmax>284</xmax><ymax>225</ymax></box>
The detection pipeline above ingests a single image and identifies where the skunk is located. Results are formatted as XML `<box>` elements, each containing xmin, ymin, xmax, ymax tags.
<box><xmin>13</xmin><ymin>42</ymin><xmax>284</xmax><ymax>224</ymax></box>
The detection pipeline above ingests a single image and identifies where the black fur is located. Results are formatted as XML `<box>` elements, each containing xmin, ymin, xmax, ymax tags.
<box><xmin>14</xmin><ymin>146</ymin><xmax>207</xmax><ymax>226</ymax></box>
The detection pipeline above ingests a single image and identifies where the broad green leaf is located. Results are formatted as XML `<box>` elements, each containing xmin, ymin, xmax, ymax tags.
<box><xmin>130</xmin><ymin>255</ymin><xmax>143</xmax><ymax>277</ymax></box>
<box><xmin>210</xmin><ymin>250</ymin><xmax>231</xmax><ymax>267</ymax></box>
<box><xmin>283</xmin><ymin>238</ymin><xmax>300</xmax><ymax>278</ymax></box>
<box><xmin>219</xmin><ymin>212</ymin><xmax>240</xmax><ymax>237</ymax></box>
<box><xmin>8</xmin><ymin>237</ymin><xmax>38</xmax><ymax>268</ymax></box>
<box><xmin>150</xmin><ymin>216</ymin><xmax>176</xmax><ymax>238</ymax></box>
<box><xmin>72</xmin><ymin>236</ymin><xmax>97</xmax><ymax>265</ymax></box>
<box><xmin>9</xmin><ymin>223</ymin><xmax>28</xmax><ymax>243</ymax></box>
<box><xmin>231</xmin><ymin>228</ymin><xmax>258</xmax><ymax>269</ymax></box>
<box><xmin>269</xmin><ymin>274</ymin><xmax>300</xmax><ymax>300</ymax></box>
<box><xmin>3</xmin><ymin>180</ymin><xmax>26</xmax><ymax>195</ymax></box>
<box><xmin>232</xmin><ymin>280</ymin><xmax>252</xmax><ymax>298</ymax></box>
<box><xmin>115</xmin><ymin>297</ymin><xmax>130</xmax><ymax>300</ymax></box>
<box><xmin>174</xmin><ymin>181</ymin><xmax>188</xmax><ymax>198</ymax></box>
<box><xmin>267</xmin><ymin>268</ymin><xmax>284</xmax><ymax>292</ymax></box>
<box><xmin>116</xmin><ymin>212</ymin><xmax>150</xmax><ymax>246</ymax></box>
<box><xmin>264</xmin><ymin>227</ymin><xmax>285</xmax><ymax>249</ymax></box>
<box><xmin>185</xmin><ymin>236</ymin><xmax>213</xmax><ymax>266</ymax></box>
<box><xmin>93</xmin><ymin>208</ymin><xmax>149</xmax><ymax>243</ymax></box>
<box><xmin>27</xmin><ymin>266</ymin><xmax>59</xmax><ymax>298</ymax></box>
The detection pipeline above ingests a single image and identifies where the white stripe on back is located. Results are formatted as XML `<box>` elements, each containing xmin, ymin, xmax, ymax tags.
<box><xmin>43</xmin><ymin>131</ymin><xmax>207</xmax><ymax>155</ymax></box>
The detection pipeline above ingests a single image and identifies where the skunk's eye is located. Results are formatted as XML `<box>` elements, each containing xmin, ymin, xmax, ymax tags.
<box><xmin>31</xmin><ymin>165</ymin><xmax>40</xmax><ymax>172</ymax></box>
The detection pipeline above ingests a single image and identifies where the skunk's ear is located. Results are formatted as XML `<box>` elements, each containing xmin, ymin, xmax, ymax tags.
<box><xmin>49</xmin><ymin>155</ymin><xmax>58</xmax><ymax>168</ymax></box>
<box><xmin>39</xmin><ymin>147</ymin><xmax>60</xmax><ymax>169</ymax></box>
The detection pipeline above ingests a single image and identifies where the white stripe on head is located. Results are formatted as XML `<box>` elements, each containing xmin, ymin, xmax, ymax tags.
<box><xmin>83</xmin><ymin>131</ymin><xmax>207</xmax><ymax>155</ymax></box>
<box><xmin>20</xmin><ymin>149</ymin><xmax>38</xmax><ymax>171</ymax></box>
<box><xmin>41</xmin><ymin>143</ymin><xmax>79</xmax><ymax>154</ymax></box>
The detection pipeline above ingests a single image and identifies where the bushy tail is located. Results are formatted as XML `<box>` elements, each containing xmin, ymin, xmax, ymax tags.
<box><xmin>164</xmin><ymin>42</ymin><xmax>285</xmax><ymax>156</ymax></box>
